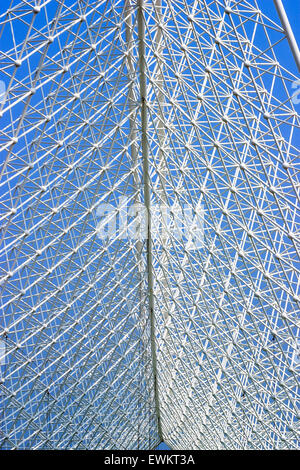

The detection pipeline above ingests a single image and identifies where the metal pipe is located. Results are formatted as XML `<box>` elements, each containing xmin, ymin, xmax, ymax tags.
<box><xmin>137</xmin><ymin>0</ymin><xmax>163</xmax><ymax>442</ymax></box>
<box><xmin>273</xmin><ymin>0</ymin><xmax>300</xmax><ymax>72</ymax></box>
<box><xmin>125</xmin><ymin>0</ymin><xmax>143</xmax><ymax>449</ymax></box>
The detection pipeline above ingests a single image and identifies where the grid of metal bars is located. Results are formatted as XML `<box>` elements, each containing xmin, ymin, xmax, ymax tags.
<box><xmin>0</xmin><ymin>0</ymin><xmax>299</xmax><ymax>449</ymax></box>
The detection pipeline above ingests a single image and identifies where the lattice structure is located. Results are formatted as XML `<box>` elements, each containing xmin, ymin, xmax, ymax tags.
<box><xmin>0</xmin><ymin>0</ymin><xmax>299</xmax><ymax>450</ymax></box>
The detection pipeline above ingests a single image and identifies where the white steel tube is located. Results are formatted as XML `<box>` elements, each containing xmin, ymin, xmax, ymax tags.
<box><xmin>273</xmin><ymin>0</ymin><xmax>300</xmax><ymax>72</ymax></box>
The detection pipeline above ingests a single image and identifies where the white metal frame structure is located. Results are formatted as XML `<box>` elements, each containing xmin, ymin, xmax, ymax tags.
<box><xmin>0</xmin><ymin>0</ymin><xmax>299</xmax><ymax>450</ymax></box>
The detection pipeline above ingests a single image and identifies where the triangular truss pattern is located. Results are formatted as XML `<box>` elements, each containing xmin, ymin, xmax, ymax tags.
<box><xmin>0</xmin><ymin>0</ymin><xmax>299</xmax><ymax>450</ymax></box>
